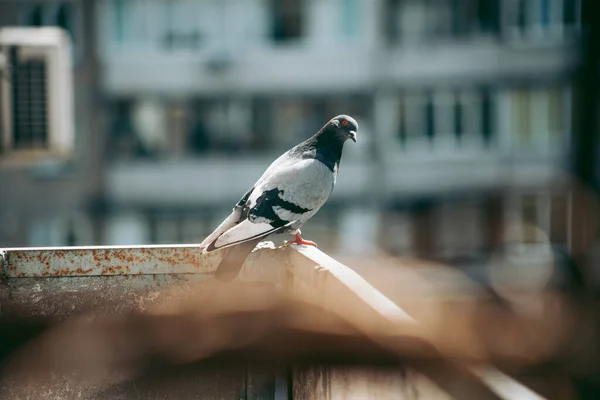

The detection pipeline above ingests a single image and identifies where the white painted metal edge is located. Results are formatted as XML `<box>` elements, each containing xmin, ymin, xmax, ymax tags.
<box><xmin>292</xmin><ymin>244</ymin><xmax>547</xmax><ymax>400</ymax></box>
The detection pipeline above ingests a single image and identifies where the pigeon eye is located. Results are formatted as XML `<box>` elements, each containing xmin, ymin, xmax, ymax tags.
<box><xmin>341</xmin><ymin>119</ymin><xmax>348</xmax><ymax>127</ymax></box>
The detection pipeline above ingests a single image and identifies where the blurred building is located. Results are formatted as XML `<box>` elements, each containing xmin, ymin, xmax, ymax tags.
<box><xmin>0</xmin><ymin>0</ymin><xmax>103</xmax><ymax>247</ymax></box>
<box><xmin>0</xmin><ymin>0</ymin><xmax>585</xmax><ymax>264</ymax></box>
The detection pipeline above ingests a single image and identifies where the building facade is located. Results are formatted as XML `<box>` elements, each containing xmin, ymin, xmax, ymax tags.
<box><xmin>0</xmin><ymin>0</ymin><xmax>104</xmax><ymax>248</ymax></box>
<box><xmin>1</xmin><ymin>0</ymin><xmax>584</xmax><ymax>263</ymax></box>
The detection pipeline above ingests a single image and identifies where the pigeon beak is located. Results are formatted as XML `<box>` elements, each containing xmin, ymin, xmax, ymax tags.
<box><xmin>348</xmin><ymin>131</ymin><xmax>357</xmax><ymax>143</ymax></box>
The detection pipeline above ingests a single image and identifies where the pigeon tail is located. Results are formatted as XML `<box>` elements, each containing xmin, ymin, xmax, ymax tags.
<box><xmin>214</xmin><ymin>238</ymin><xmax>261</xmax><ymax>281</ymax></box>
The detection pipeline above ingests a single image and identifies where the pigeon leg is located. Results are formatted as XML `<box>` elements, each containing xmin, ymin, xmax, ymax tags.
<box><xmin>291</xmin><ymin>229</ymin><xmax>317</xmax><ymax>247</ymax></box>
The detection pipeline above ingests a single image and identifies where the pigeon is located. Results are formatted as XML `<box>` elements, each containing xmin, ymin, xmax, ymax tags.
<box><xmin>200</xmin><ymin>114</ymin><xmax>358</xmax><ymax>281</ymax></box>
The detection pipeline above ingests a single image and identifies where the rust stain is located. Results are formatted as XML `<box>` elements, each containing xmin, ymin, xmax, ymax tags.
<box><xmin>4</xmin><ymin>245</ymin><xmax>217</xmax><ymax>278</ymax></box>
<box><xmin>74</xmin><ymin>267</ymin><xmax>93</xmax><ymax>275</ymax></box>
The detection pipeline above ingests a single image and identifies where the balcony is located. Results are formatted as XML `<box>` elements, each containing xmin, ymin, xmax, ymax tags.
<box><xmin>96</xmin><ymin>0</ymin><xmax>577</xmax><ymax>95</ymax></box>
<box><xmin>104</xmin><ymin>153</ymin><xmax>564</xmax><ymax>210</ymax></box>
<box><xmin>98</xmin><ymin>41</ymin><xmax>575</xmax><ymax>96</ymax></box>
<box><xmin>103</xmin><ymin>86</ymin><xmax>570</xmax><ymax>208</ymax></box>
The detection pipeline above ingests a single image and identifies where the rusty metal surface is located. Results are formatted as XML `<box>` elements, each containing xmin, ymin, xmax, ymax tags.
<box><xmin>0</xmin><ymin>242</ymin><xmax>290</xmax><ymax>279</ymax></box>
<box><xmin>0</xmin><ymin>243</ymin><xmax>290</xmax><ymax>320</ymax></box>
<box><xmin>0</xmin><ymin>244</ymin><xmax>223</xmax><ymax>277</ymax></box>
<box><xmin>0</xmin><ymin>274</ymin><xmax>211</xmax><ymax>319</ymax></box>
<box><xmin>0</xmin><ymin>243</ymin><xmax>289</xmax><ymax>400</ymax></box>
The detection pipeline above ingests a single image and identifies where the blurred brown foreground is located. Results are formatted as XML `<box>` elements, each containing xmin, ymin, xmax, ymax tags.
<box><xmin>1</xmin><ymin>229</ymin><xmax>599</xmax><ymax>399</ymax></box>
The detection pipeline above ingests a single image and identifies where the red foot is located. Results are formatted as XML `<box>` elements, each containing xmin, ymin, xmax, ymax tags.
<box><xmin>292</xmin><ymin>233</ymin><xmax>318</xmax><ymax>247</ymax></box>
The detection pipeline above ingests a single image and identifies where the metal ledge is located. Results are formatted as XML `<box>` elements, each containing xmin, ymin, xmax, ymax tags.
<box><xmin>0</xmin><ymin>243</ymin><xmax>549</xmax><ymax>399</ymax></box>
<box><xmin>0</xmin><ymin>242</ymin><xmax>286</xmax><ymax>278</ymax></box>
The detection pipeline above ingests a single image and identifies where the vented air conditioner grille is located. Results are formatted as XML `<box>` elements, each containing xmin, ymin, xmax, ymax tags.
<box><xmin>10</xmin><ymin>48</ymin><xmax>48</xmax><ymax>150</ymax></box>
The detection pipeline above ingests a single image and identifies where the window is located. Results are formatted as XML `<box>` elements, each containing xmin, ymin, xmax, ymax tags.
<box><xmin>503</xmin><ymin>0</ymin><xmax>581</xmax><ymax>40</ymax></box>
<box><xmin>25</xmin><ymin>5</ymin><xmax>44</xmax><ymax>26</ymax></box>
<box><xmin>105</xmin><ymin>213</ymin><xmax>149</xmax><ymax>246</ymax></box>
<box><xmin>476</xmin><ymin>0</ymin><xmax>500</xmax><ymax>34</ymax></box>
<box><xmin>187</xmin><ymin>100</ymin><xmax>213</xmax><ymax>155</ymax></box>
<box><xmin>56</xmin><ymin>4</ymin><xmax>74</xmax><ymax>38</ymax></box>
<box><xmin>270</xmin><ymin>98</ymin><xmax>313</xmax><ymax>149</ymax></box>
<box><xmin>508</xmin><ymin>90</ymin><xmax>531</xmax><ymax>146</ymax></box>
<box><xmin>251</xmin><ymin>97</ymin><xmax>274</xmax><ymax>151</ymax></box>
<box><xmin>505</xmin><ymin>86</ymin><xmax>569</xmax><ymax>151</ymax></box>
<box><xmin>456</xmin><ymin>89</ymin><xmax>485</xmax><ymax>148</ymax></box>
<box><xmin>271</xmin><ymin>0</ymin><xmax>304</xmax><ymax>43</ymax></box>
<box><xmin>162</xmin><ymin>0</ymin><xmax>202</xmax><ymax>51</ymax></box>
<box><xmin>398</xmin><ymin>92</ymin><xmax>428</xmax><ymax>149</ymax></box>
<box><xmin>107</xmin><ymin>98</ymin><xmax>140</xmax><ymax>159</ymax></box>
<box><xmin>22</xmin><ymin>2</ymin><xmax>81</xmax><ymax>58</ymax></box>
<box><xmin>481</xmin><ymin>88</ymin><xmax>494</xmax><ymax>146</ymax></box>
<box><xmin>387</xmin><ymin>0</ymin><xmax>497</xmax><ymax>43</ymax></box>
<box><xmin>107</xmin><ymin>96</ymin><xmax>283</xmax><ymax>159</ymax></box>
<box><xmin>204</xmin><ymin>99</ymin><xmax>238</xmax><ymax>152</ymax></box>
<box><xmin>433</xmin><ymin>90</ymin><xmax>457</xmax><ymax>149</ymax></box>
<box><xmin>103</xmin><ymin>0</ymin><xmax>235</xmax><ymax>52</ymax></box>
<box><xmin>28</xmin><ymin>214</ymin><xmax>94</xmax><ymax>246</ymax></box>
<box><xmin>397</xmin><ymin>87</ymin><xmax>494</xmax><ymax>151</ymax></box>
<box><xmin>112</xmin><ymin>0</ymin><xmax>125</xmax><ymax>45</ymax></box>
<box><xmin>425</xmin><ymin>93</ymin><xmax>435</xmax><ymax>143</ymax></box>
<box><xmin>428</xmin><ymin>0</ymin><xmax>453</xmax><ymax>39</ymax></box>
<box><xmin>153</xmin><ymin>214</ymin><xmax>182</xmax><ymax>244</ymax></box>
<box><xmin>387</xmin><ymin>0</ymin><xmax>430</xmax><ymax>44</ymax></box>
<box><xmin>131</xmin><ymin>97</ymin><xmax>168</xmax><ymax>157</ymax></box>
<box><xmin>340</xmin><ymin>0</ymin><xmax>359</xmax><ymax>40</ymax></box>
<box><xmin>147</xmin><ymin>211</ymin><xmax>224</xmax><ymax>245</ymax></box>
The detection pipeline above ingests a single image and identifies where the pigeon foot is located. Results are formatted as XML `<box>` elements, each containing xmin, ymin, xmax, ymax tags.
<box><xmin>292</xmin><ymin>232</ymin><xmax>318</xmax><ymax>247</ymax></box>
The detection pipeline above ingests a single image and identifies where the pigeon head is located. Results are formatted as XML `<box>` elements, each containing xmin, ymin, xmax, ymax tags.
<box><xmin>298</xmin><ymin>114</ymin><xmax>358</xmax><ymax>171</ymax></box>
<box><xmin>323</xmin><ymin>115</ymin><xmax>358</xmax><ymax>143</ymax></box>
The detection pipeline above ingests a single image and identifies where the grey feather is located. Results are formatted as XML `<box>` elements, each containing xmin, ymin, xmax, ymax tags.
<box><xmin>250</xmin><ymin>159</ymin><xmax>334</xmax><ymax>225</ymax></box>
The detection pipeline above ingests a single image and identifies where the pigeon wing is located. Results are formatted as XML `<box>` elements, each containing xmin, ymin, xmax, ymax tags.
<box><xmin>203</xmin><ymin>186</ymin><xmax>298</xmax><ymax>252</ymax></box>
<box><xmin>204</xmin><ymin>159</ymin><xmax>334</xmax><ymax>252</ymax></box>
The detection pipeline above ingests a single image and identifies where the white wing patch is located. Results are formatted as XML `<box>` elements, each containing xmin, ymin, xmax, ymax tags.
<box><xmin>272</xmin><ymin>205</ymin><xmax>305</xmax><ymax>223</ymax></box>
<box><xmin>213</xmin><ymin>220</ymin><xmax>278</xmax><ymax>250</ymax></box>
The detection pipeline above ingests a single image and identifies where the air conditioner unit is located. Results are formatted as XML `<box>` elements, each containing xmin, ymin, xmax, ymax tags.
<box><xmin>0</xmin><ymin>27</ymin><xmax>74</xmax><ymax>160</ymax></box>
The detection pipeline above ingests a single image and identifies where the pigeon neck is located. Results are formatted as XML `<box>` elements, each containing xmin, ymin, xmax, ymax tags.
<box><xmin>308</xmin><ymin>131</ymin><xmax>344</xmax><ymax>172</ymax></box>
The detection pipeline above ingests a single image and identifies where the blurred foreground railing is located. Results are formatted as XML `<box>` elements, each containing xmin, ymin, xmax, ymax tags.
<box><xmin>0</xmin><ymin>244</ymin><xmax>574</xmax><ymax>399</ymax></box>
